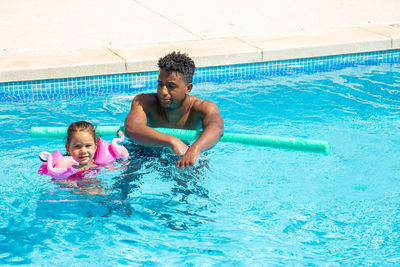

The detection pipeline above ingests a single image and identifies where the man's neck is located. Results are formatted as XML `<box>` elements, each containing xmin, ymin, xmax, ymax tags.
<box><xmin>164</xmin><ymin>95</ymin><xmax>192</xmax><ymax>126</ymax></box>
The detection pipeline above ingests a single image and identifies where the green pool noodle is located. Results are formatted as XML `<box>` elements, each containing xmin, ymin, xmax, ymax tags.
<box><xmin>30</xmin><ymin>126</ymin><xmax>331</xmax><ymax>155</ymax></box>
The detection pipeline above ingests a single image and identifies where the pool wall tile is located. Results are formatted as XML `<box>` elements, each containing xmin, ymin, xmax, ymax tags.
<box><xmin>239</xmin><ymin>27</ymin><xmax>392</xmax><ymax>62</ymax></box>
<box><xmin>1</xmin><ymin>48</ymin><xmax>400</xmax><ymax>102</ymax></box>
<box><xmin>0</xmin><ymin>48</ymin><xmax>126</xmax><ymax>83</ymax></box>
<box><xmin>109</xmin><ymin>38</ymin><xmax>262</xmax><ymax>73</ymax></box>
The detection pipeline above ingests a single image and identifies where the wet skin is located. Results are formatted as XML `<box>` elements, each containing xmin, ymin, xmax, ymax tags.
<box><xmin>124</xmin><ymin>69</ymin><xmax>224</xmax><ymax>168</ymax></box>
<box><xmin>65</xmin><ymin>131</ymin><xmax>97</xmax><ymax>170</ymax></box>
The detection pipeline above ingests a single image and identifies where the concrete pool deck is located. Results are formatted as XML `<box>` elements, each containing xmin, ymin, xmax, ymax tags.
<box><xmin>1</xmin><ymin>0</ymin><xmax>400</xmax><ymax>83</ymax></box>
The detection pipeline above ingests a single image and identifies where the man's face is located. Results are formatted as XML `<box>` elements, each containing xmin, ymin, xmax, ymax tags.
<box><xmin>157</xmin><ymin>69</ymin><xmax>192</xmax><ymax>109</ymax></box>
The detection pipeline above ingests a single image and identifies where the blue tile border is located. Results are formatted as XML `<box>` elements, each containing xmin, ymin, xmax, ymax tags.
<box><xmin>1</xmin><ymin>49</ymin><xmax>400</xmax><ymax>102</ymax></box>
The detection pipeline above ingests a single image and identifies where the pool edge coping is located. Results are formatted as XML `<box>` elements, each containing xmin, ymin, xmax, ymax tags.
<box><xmin>1</xmin><ymin>24</ymin><xmax>400</xmax><ymax>83</ymax></box>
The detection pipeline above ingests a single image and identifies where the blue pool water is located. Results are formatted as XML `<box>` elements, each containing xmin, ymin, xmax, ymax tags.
<box><xmin>0</xmin><ymin>59</ymin><xmax>399</xmax><ymax>265</ymax></box>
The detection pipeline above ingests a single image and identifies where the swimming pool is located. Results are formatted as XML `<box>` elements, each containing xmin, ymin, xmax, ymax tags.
<box><xmin>0</xmin><ymin>51</ymin><xmax>399</xmax><ymax>265</ymax></box>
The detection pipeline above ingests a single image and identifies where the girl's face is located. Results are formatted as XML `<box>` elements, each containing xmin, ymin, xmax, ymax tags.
<box><xmin>65</xmin><ymin>131</ymin><xmax>97</xmax><ymax>168</ymax></box>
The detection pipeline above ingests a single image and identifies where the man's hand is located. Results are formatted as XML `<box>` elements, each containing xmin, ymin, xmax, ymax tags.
<box><xmin>169</xmin><ymin>137</ymin><xmax>189</xmax><ymax>155</ymax></box>
<box><xmin>176</xmin><ymin>145</ymin><xmax>200</xmax><ymax>169</ymax></box>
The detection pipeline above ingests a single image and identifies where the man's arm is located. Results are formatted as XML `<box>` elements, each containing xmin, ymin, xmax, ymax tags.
<box><xmin>124</xmin><ymin>94</ymin><xmax>188</xmax><ymax>155</ymax></box>
<box><xmin>176</xmin><ymin>101</ymin><xmax>224</xmax><ymax>168</ymax></box>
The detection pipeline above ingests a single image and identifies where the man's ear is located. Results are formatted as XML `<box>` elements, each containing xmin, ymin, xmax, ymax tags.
<box><xmin>186</xmin><ymin>83</ymin><xmax>193</xmax><ymax>94</ymax></box>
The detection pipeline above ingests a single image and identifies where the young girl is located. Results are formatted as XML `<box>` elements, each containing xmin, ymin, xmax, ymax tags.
<box><xmin>39</xmin><ymin>120</ymin><xmax>129</xmax><ymax>180</ymax></box>
<box><xmin>65</xmin><ymin>120</ymin><xmax>99</xmax><ymax>176</ymax></box>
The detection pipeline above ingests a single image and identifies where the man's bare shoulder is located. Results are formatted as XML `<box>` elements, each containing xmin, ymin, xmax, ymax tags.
<box><xmin>133</xmin><ymin>93</ymin><xmax>158</xmax><ymax>109</ymax></box>
<box><xmin>191</xmin><ymin>96</ymin><xmax>219</xmax><ymax>113</ymax></box>
<box><xmin>134</xmin><ymin>93</ymin><xmax>157</xmax><ymax>103</ymax></box>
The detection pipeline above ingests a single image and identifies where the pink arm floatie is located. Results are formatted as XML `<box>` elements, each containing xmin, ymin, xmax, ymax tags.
<box><xmin>38</xmin><ymin>150</ymin><xmax>79</xmax><ymax>179</ymax></box>
<box><xmin>38</xmin><ymin>131</ymin><xmax>129</xmax><ymax>178</ymax></box>
<box><xmin>94</xmin><ymin>131</ymin><xmax>129</xmax><ymax>165</ymax></box>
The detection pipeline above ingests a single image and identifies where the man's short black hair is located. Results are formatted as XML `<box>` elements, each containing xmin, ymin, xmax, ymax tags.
<box><xmin>158</xmin><ymin>51</ymin><xmax>196</xmax><ymax>84</ymax></box>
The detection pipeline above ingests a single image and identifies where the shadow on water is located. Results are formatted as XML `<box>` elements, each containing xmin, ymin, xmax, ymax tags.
<box><xmin>109</xmin><ymin>141</ymin><xmax>215</xmax><ymax>230</ymax></box>
<box><xmin>122</xmin><ymin>142</ymin><xmax>209</xmax><ymax>199</ymax></box>
<box><xmin>116</xmin><ymin>141</ymin><xmax>211</xmax><ymax>201</ymax></box>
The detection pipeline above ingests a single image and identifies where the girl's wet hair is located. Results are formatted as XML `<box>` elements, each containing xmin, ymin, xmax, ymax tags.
<box><xmin>66</xmin><ymin>121</ymin><xmax>97</xmax><ymax>145</ymax></box>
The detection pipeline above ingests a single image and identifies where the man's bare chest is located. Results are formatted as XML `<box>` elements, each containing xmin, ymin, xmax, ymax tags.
<box><xmin>147</xmin><ymin>110</ymin><xmax>202</xmax><ymax>130</ymax></box>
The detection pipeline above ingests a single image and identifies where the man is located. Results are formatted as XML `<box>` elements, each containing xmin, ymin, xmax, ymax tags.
<box><xmin>124</xmin><ymin>51</ymin><xmax>224</xmax><ymax>168</ymax></box>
